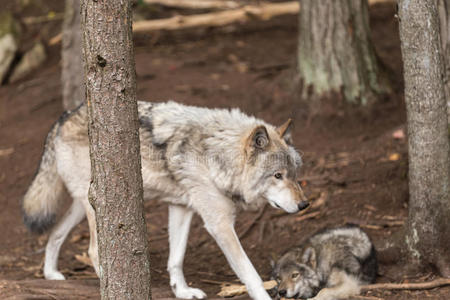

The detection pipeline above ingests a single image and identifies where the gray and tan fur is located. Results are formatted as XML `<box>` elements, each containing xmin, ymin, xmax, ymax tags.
<box><xmin>272</xmin><ymin>225</ymin><xmax>377</xmax><ymax>300</ymax></box>
<box><xmin>23</xmin><ymin>101</ymin><xmax>309</xmax><ymax>300</ymax></box>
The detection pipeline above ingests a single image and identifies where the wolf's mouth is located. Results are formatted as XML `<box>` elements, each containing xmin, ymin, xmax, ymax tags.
<box><xmin>268</xmin><ymin>200</ymin><xmax>282</xmax><ymax>209</ymax></box>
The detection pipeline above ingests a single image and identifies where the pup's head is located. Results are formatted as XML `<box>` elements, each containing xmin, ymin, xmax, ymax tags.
<box><xmin>272</xmin><ymin>247</ymin><xmax>320</xmax><ymax>299</ymax></box>
<box><xmin>242</xmin><ymin>119</ymin><xmax>309</xmax><ymax>213</ymax></box>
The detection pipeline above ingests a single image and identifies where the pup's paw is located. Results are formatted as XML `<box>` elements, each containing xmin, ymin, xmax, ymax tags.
<box><xmin>174</xmin><ymin>286</ymin><xmax>206</xmax><ymax>299</ymax></box>
<box><xmin>44</xmin><ymin>270</ymin><xmax>66</xmax><ymax>280</ymax></box>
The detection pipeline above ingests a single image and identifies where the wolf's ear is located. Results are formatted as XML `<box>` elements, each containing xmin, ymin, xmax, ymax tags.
<box><xmin>277</xmin><ymin>119</ymin><xmax>293</xmax><ymax>145</ymax></box>
<box><xmin>249</xmin><ymin>125</ymin><xmax>270</xmax><ymax>150</ymax></box>
<box><xmin>302</xmin><ymin>247</ymin><xmax>317</xmax><ymax>269</ymax></box>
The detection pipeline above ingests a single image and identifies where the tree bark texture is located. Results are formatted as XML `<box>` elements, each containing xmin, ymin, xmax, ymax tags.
<box><xmin>81</xmin><ymin>0</ymin><xmax>152</xmax><ymax>298</ymax></box>
<box><xmin>438</xmin><ymin>0</ymin><xmax>450</xmax><ymax>122</ymax></box>
<box><xmin>298</xmin><ymin>0</ymin><xmax>390</xmax><ymax>104</ymax></box>
<box><xmin>62</xmin><ymin>0</ymin><xmax>84</xmax><ymax>110</ymax></box>
<box><xmin>398</xmin><ymin>0</ymin><xmax>450</xmax><ymax>277</ymax></box>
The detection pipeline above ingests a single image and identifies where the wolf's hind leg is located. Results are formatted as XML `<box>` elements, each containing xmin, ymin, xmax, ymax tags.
<box><xmin>167</xmin><ymin>204</ymin><xmax>206</xmax><ymax>299</ymax></box>
<box><xmin>44</xmin><ymin>199</ymin><xmax>85</xmax><ymax>280</ymax></box>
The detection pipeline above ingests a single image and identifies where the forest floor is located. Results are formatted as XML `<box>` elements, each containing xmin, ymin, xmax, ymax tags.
<box><xmin>1</xmin><ymin>1</ymin><xmax>449</xmax><ymax>299</ymax></box>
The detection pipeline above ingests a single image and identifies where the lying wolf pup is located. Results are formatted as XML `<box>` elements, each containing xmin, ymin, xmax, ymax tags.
<box><xmin>272</xmin><ymin>225</ymin><xmax>377</xmax><ymax>300</ymax></box>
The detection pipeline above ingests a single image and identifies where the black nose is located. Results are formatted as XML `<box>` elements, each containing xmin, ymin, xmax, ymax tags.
<box><xmin>298</xmin><ymin>201</ymin><xmax>309</xmax><ymax>211</ymax></box>
<box><xmin>278</xmin><ymin>289</ymin><xmax>287</xmax><ymax>297</ymax></box>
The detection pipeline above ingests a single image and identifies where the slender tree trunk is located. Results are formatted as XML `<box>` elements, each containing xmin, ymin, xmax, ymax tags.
<box><xmin>438</xmin><ymin>0</ymin><xmax>450</xmax><ymax>123</ymax></box>
<box><xmin>298</xmin><ymin>0</ymin><xmax>390</xmax><ymax>105</ymax></box>
<box><xmin>62</xmin><ymin>0</ymin><xmax>84</xmax><ymax>110</ymax></box>
<box><xmin>81</xmin><ymin>0</ymin><xmax>152</xmax><ymax>298</ymax></box>
<box><xmin>398</xmin><ymin>0</ymin><xmax>450</xmax><ymax>278</ymax></box>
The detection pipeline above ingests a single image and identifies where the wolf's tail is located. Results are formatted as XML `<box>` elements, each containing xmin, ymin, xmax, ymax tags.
<box><xmin>22</xmin><ymin>121</ymin><xmax>64</xmax><ymax>234</ymax></box>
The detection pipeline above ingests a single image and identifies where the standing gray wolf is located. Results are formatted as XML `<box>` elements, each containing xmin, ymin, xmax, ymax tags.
<box><xmin>272</xmin><ymin>225</ymin><xmax>377</xmax><ymax>300</ymax></box>
<box><xmin>22</xmin><ymin>101</ymin><xmax>309</xmax><ymax>300</ymax></box>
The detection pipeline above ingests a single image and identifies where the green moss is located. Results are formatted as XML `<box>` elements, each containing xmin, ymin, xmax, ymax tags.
<box><xmin>0</xmin><ymin>12</ymin><xmax>20</xmax><ymax>39</ymax></box>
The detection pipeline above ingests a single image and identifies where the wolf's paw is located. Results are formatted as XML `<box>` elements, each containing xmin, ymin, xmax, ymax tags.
<box><xmin>44</xmin><ymin>270</ymin><xmax>66</xmax><ymax>280</ymax></box>
<box><xmin>173</xmin><ymin>286</ymin><xmax>206</xmax><ymax>299</ymax></box>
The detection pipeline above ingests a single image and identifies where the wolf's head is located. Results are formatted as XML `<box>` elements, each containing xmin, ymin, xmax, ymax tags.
<box><xmin>272</xmin><ymin>247</ymin><xmax>320</xmax><ymax>299</ymax></box>
<box><xmin>241</xmin><ymin>119</ymin><xmax>309</xmax><ymax>213</ymax></box>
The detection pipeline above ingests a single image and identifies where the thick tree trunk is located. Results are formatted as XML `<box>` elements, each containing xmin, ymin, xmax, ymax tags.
<box><xmin>438</xmin><ymin>0</ymin><xmax>450</xmax><ymax>122</ymax></box>
<box><xmin>81</xmin><ymin>0</ymin><xmax>152</xmax><ymax>298</ymax></box>
<box><xmin>62</xmin><ymin>0</ymin><xmax>84</xmax><ymax>110</ymax></box>
<box><xmin>298</xmin><ymin>0</ymin><xmax>390</xmax><ymax>105</ymax></box>
<box><xmin>398</xmin><ymin>0</ymin><xmax>450</xmax><ymax>277</ymax></box>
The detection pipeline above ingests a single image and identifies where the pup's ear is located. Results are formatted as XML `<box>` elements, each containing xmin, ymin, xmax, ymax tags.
<box><xmin>302</xmin><ymin>247</ymin><xmax>317</xmax><ymax>269</ymax></box>
<box><xmin>277</xmin><ymin>119</ymin><xmax>293</xmax><ymax>145</ymax></box>
<box><xmin>248</xmin><ymin>125</ymin><xmax>270</xmax><ymax>150</ymax></box>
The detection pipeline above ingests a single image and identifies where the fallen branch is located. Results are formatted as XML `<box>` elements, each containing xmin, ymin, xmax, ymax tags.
<box><xmin>361</xmin><ymin>278</ymin><xmax>450</xmax><ymax>291</ymax></box>
<box><xmin>218</xmin><ymin>278</ymin><xmax>450</xmax><ymax>298</ymax></box>
<box><xmin>143</xmin><ymin>0</ymin><xmax>241</xmax><ymax>10</ymax></box>
<box><xmin>345</xmin><ymin>218</ymin><xmax>405</xmax><ymax>230</ymax></box>
<box><xmin>218</xmin><ymin>280</ymin><xmax>277</xmax><ymax>297</ymax></box>
<box><xmin>238</xmin><ymin>206</ymin><xmax>266</xmax><ymax>239</ymax></box>
<box><xmin>23</xmin><ymin>13</ymin><xmax>65</xmax><ymax>25</ymax></box>
<box><xmin>133</xmin><ymin>2</ymin><xmax>299</xmax><ymax>33</ymax></box>
<box><xmin>48</xmin><ymin>0</ymin><xmax>395</xmax><ymax>46</ymax></box>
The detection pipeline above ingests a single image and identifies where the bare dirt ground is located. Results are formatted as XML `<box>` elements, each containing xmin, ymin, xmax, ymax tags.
<box><xmin>0</xmin><ymin>1</ymin><xmax>449</xmax><ymax>299</ymax></box>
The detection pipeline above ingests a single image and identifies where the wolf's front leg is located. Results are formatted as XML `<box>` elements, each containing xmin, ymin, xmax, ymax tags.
<box><xmin>168</xmin><ymin>205</ymin><xmax>206</xmax><ymax>299</ymax></box>
<box><xmin>193</xmin><ymin>191</ymin><xmax>271</xmax><ymax>300</ymax></box>
<box><xmin>309</xmin><ymin>270</ymin><xmax>360</xmax><ymax>300</ymax></box>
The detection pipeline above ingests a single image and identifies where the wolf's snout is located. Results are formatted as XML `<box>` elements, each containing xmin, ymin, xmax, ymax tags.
<box><xmin>278</xmin><ymin>289</ymin><xmax>287</xmax><ymax>297</ymax></box>
<box><xmin>298</xmin><ymin>201</ymin><xmax>309</xmax><ymax>211</ymax></box>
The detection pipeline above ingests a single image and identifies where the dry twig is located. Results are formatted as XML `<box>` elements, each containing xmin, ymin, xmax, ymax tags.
<box><xmin>218</xmin><ymin>280</ymin><xmax>276</xmax><ymax>297</ymax></box>
<box><xmin>238</xmin><ymin>206</ymin><xmax>266</xmax><ymax>239</ymax></box>
<box><xmin>361</xmin><ymin>278</ymin><xmax>450</xmax><ymax>291</ymax></box>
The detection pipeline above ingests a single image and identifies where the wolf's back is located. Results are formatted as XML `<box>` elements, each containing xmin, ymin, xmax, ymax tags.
<box><xmin>22</xmin><ymin>117</ymin><xmax>65</xmax><ymax>234</ymax></box>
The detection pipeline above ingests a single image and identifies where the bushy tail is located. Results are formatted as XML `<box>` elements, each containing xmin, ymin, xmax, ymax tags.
<box><xmin>22</xmin><ymin>122</ymin><xmax>64</xmax><ymax>234</ymax></box>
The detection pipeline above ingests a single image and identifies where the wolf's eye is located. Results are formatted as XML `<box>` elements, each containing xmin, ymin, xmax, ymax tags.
<box><xmin>274</xmin><ymin>173</ymin><xmax>283</xmax><ymax>180</ymax></box>
<box><xmin>291</xmin><ymin>272</ymin><xmax>299</xmax><ymax>279</ymax></box>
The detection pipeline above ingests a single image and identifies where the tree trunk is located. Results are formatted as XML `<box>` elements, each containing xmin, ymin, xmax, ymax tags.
<box><xmin>398</xmin><ymin>0</ymin><xmax>450</xmax><ymax>278</ymax></box>
<box><xmin>298</xmin><ymin>0</ymin><xmax>390</xmax><ymax>105</ymax></box>
<box><xmin>438</xmin><ymin>0</ymin><xmax>450</xmax><ymax>123</ymax></box>
<box><xmin>81</xmin><ymin>0</ymin><xmax>152</xmax><ymax>298</ymax></box>
<box><xmin>62</xmin><ymin>0</ymin><xmax>84</xmax><ymax>110</ymax></box>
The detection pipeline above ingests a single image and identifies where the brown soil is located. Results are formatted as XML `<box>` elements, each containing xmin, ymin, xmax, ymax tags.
<box><xmin>0</xmin><ymin>1</ymin><xmax>449</xmax><ymax>299</ymax></box>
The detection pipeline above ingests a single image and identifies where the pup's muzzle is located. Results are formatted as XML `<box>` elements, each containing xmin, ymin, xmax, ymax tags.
<box><xmin>297</xmin><ymin>201</ymin><xmax>309</xmax><ymax>211</ymax></box>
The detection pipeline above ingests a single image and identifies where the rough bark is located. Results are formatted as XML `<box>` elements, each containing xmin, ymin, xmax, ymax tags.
<box><xmin>398</xmin><ymin>0</ymin><xmax>450</xmax><ymax>277</ymax></box>
<box><xmin>62</xmin><ymin>0</ymin><xmax>84</xmax><ymax>110</ymax></box>
<box><xmin>298</xmin><ymin>0</ymin><xmax>390</xmax><ymax>105</ymax></box>
<box><xmin>81</xmin><ymin>0</ymin><xmax>152</xmax><ymax>298</ymax></box>
<box><xmin>438</xmin><ymin>0</ymin><xmax>450</xmax><ymax>122</ymax></box>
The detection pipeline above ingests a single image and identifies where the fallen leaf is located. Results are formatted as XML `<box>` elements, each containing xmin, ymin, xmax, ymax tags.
<box><xmin>0</xmin><ymin>148</ymin><xmax>14</xmax><ymax>157</ymax></box>
<box><xmin>388</xmin><ymin>153</ymin><xmax>400</xmax><ymax>161</ymax></box>
<box><xmin>75</xmin><ymin>252</ymin><xmax>93</xmax><ymax>267</ymax></box>
<box><xmin>392</xmin><ymin>128</ymin><xmax>405</xmax><ymax>139</ymax></box>
<box><xmin>70</xmin><ymin>231</ymin><xmax>89</xmax><ymax>243</ymax></box>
